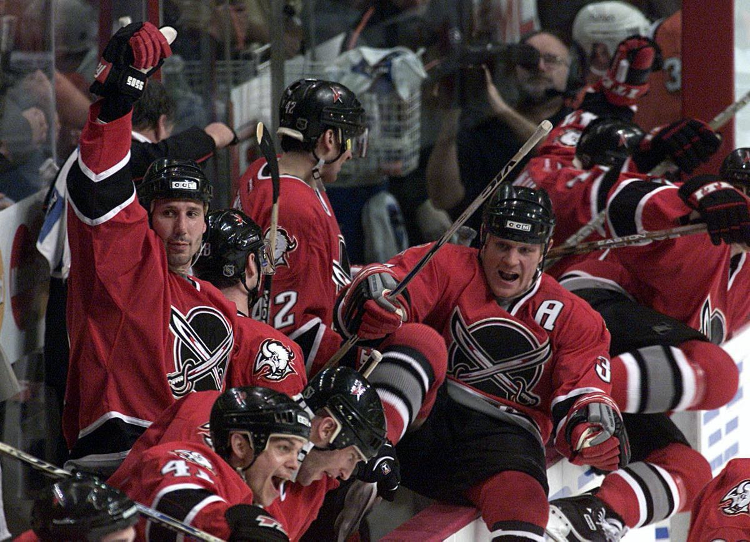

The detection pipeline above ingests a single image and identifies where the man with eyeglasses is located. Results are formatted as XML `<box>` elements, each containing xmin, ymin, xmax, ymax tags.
<box><xmin>426</xmin><ymin>31</ymin><xmax>579</xmax><ymax>238</ymax></box>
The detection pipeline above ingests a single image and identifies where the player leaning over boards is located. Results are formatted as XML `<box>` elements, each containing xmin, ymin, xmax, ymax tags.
<box><xmin>335</xmin><ymin>184</ymin><xmax>629</xmax><ymax>541</ymax></box>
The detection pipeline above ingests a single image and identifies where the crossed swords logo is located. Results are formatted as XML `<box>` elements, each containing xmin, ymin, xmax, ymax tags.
<box><xmin>449</xmin><ymin>309</ymin><xmax>549</xmax><ymax>406</ymax></box>
<box><xmin>167</xmin><ymin>306</ymin><xmax>233</xmax><ymax>398</ymax></box>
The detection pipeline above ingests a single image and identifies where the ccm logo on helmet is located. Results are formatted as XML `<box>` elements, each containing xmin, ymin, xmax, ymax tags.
<box><xmin>505</xmin><ymin>220</ymin><xmax>532</xmax><ymax>232</ymax></box>
<box><xmin>170</xmin><ymin>180</ymin><xmax>198</xmax><ymax>190</ymax></box>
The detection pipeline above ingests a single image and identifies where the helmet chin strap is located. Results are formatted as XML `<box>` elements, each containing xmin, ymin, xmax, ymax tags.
<box><xmin>311</xmin><ymin>130</ymin><xmax>348</xmax><ymax>190</ymax></box>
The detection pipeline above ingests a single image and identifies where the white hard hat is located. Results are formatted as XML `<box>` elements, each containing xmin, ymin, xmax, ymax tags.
<box><xmin>572</xmin><ymin>1</ymin><xmax>650</xmax><ymax>59</ymax></box>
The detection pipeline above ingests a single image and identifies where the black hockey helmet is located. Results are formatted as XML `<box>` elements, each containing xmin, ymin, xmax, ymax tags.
<box><xmin>302</xmin><ymin>366</ymin><xmax>386</xmax><ymax>461</ymax></box>
<box><xmin>277</xmin><ymin>78</ymin><xmax>368</xmax><ymax>159</ymax></box>
<box><xmin>31</xmin><ymin>472</ymin><xmax>138</xmax><ymax>542</ymax></box>
<box><xmin>210</xmin><ymin>386</ymin><xmax>311</xmax><ymax>460</ymax></box>
<box><xmin>193</xmin><ymin>209</ymin><xmax>274</xmax><ymax>293</ymax></box>
<box><xmin>138</xmin><ymin>158</ymin><xmax>213</xmax><ymax>211</ymax></box>
<box><xmin>576</xmin><ymin>116</ymin><xmax>644</xmax><ymax>169</ymax></box>
<box><xmin>482</xmin><ymin>184</ymin><xmax>555</xmax><ymax>246</ymax></box>
<box><xmin>720</xmin><ymin>148</ymin><xmax>750</xmax><ymax>189</ymax></box>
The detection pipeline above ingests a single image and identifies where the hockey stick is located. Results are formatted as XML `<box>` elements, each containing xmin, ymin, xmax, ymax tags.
<box><xmin>546</xmin><ymin>223</ymin><xmax>706</xmax><ymax>259</ymax></box>
<box><xmin>256</xmin><ymin>121</ymin><xmax>281</xmax><ymax>324</ymax></box>
<box><xmin>0</xmin><ymin>441</ymin><xmax>224</xmax><ymax>542</ymax></box>
<box><xmin>555</xmin><ymin>88</ymin><xmax>750</xmax><ymax>257</ymax></box>
<box><xmin>320</xmin><ymin>120</ymin><xmax>553</xmax><ymax>371</ymax></box>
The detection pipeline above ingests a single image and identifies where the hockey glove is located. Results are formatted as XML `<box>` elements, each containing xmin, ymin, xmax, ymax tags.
<box><xmin>225</xmin><ymin>504</ymin><xmax>289</xmax><ymax>542</ymax></box>
<box><xmin>633</xmin><ymin>118</ymin><xmax>722</xmax><ymax>174</ymax></box>
<box><xmin>337</xmin><ymin>267</ymin><xmax>409</xmax><ymax>340</ymax></box>
<box><xmin>355</xmin><ymin>441</ymin><xmax>401</xmax><ymax>501</ymax></box>
<box><xmin>600</xmin><ymin>36</ymin><xmax>660</xmax><ymax>107</ymax></box>
<box><xmin>555</xmin><ymin>394</ymin><xmax>630</xmax><ymax>472</ymax></box>
<box><xmin>678</xmin><ymin>174</ymin><xmax>750</xmax><ymax>245</ymax></box>
<box><xmin>90</xmin><ymin>22</ymin><xmax>172</xmax><ymax>121</ymax></box>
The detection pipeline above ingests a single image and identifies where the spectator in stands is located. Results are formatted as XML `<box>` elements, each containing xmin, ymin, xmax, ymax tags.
<box><xmin>426</xmin><ymin>30</ymin><xmax>581</xmax><ymax>239</ymax></box>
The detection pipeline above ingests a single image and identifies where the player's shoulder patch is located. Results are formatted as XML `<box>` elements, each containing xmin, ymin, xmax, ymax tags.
<box><xmin>254</xmin><ymin>338</ymin><xmax>298</xmax><ymax>381</ymax></box>
<box><xmin>171</xmin><ymin>449</ymin><xmax>216</xmax><ymax>473</ymax></box>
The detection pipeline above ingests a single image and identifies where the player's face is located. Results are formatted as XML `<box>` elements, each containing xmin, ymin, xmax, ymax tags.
<box><xmin>151</xmin><ymin>199</ymin><xmax>207</xmax><ymax>275</ymax></box>
<box><xmin>247</xmin><ymin>436</ymin><xmax>306</xmax><ymax>507</ymax></box>
<box><xmin>480</xmin><ymin>234</ymin><xmax>543</xmax><ymax>300</ymax></box>
<box><xmin>516</xmin><ymin>32</ymin><xmax>570</xmax><ymax>99</ymax></box>
<box><xmin>101</xmin><ymin>526</ymin><xmax>136</xmax><ymax>542</ymax></box>
<box><xmin>294</xmin><ymin>445</ymin><xmax>365</xmax><ymax>486</ymax></box>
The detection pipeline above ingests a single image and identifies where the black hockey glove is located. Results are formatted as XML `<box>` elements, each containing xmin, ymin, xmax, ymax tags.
<box><xmin>90</xmin><ymin>22</ymin><xmax>172</xmax><ymax>122</ymax></box>
<box><xmin>633</xmin><ymin>118</ymin><xmax>721</xmax><ymax>174</ymax></box>
<box><xmin>336</xmin><ymin>267</ymin><xmax>409</xmax><ymax>340</ymax></box>
<box><xmin>678</xmin><ymin>174</ymin><xmax>750</xmax><ymax>246</ymax></box>
<box><xmin>355</xmin><ymin>441</ymin><xmax>401</xmax><ymax>501</ymax></box>
<box><xmin>225</xmin><ymin>504</ymin><xmax>289</xmax><ymax>542</ymax></box>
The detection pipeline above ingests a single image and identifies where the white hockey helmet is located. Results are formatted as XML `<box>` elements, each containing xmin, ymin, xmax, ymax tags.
<box><xmin>572</xmin><ymin>1</ymin><xmax>650</xmax><ymax>59</ymax></box>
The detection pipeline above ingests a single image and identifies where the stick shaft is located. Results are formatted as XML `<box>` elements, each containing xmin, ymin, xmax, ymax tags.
<box><xmin>0</xmin><ymin>441</ymin><xmax>224</xmax><ymax>542</ymax></box>
<box><xmin>256</xmin><ymin>121</ymin><xmax>281</xmax><ymax>324</ymax></box>
<box><xmin>547</xmin><ymin>223</ymin><xmax>706</xmax><ymax>258</ymax></box>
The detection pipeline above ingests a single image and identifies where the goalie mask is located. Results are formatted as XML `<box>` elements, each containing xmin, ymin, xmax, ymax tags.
<box><xmin>31</xmin><ymin>473</ymin><xmax>138</xmax><ymax>542</ymax></box>
<box><xmin>301</xmin><ymin>366</ymin><xmax>386</xmax><ymax>461</ymax></box>
<box><xmin>572</xmin><ymin>1</ymin><xmax>650</xmax><ymax>64</ymax></box>
<box><xmin>210</xmin><ymin>386</ymin><xmax>311</xmax><ymax>462</ymax></box>
<box><xmin>193</xmin><ymin>209</ymin><xmax>274</xmax><ymax>307</ymax></box>
<box><xmin>277</xmin><ymin>78</ymin><xmax>368</xmax><ymax>162</ymax></box>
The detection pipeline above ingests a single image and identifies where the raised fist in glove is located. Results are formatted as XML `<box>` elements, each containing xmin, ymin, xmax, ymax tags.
<box><xmin>634</xmin><ymin>118</ymin><xmax>722</xmax><ymax>174</ymax></box>
<box><xmin>336</xmin><ymin>266</ymin><xmax>409</xmax><ymax>340</ymax></box>
<box><xmin>355</xmin><ymin>441</ymin><xmax>401</xmax><ymax>501</ymax></box>
<box><xmin>600</xmin><ymin>35</ymin><xmax>661</xmax><ymax>107</ymax></box>
<box><xmin>678</xmin><ymin>174</ymin><xmax>750</xmax><ymax>245</ymax></box>
<box><xmin>225</xmin><ymin>504</ymin><xmax>289</xmax><ymax>542</ymax></box>
<box><xmin>90</xmin><ymin>22</ymin><xmax>172</xmax><ymax>102</ymax></box>
<box><xmin>555</xmin><ymin>394</ymin><xmax>630</xmax><ymax>472</ymax></box>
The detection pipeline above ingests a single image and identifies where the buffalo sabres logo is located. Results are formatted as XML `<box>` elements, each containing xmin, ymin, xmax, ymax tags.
<box><xmin>448</xmin><ymin>308</ymin><xmax>550</xmax><ymax>406</ymax></box>
<box><xmin>720</xmin><ymin>479</ymin><xmax>750</xmax><ymax>516</ymax></box>
<box><xmin>265</xmin><ymin>226</ymin><xmax>298</xmax><ymax>268</ymax></box>
<box><xmin>173</xmin><ymin>449</ymin><xmax>216</xmax><ymax>473</ymax></box>
<box><xmin>167</xmin><ymin>306</ymin><xmax>233</xmax><ymax>398</ymax></box>
<box><xmin>254</xmin><ymin>339</ymin><xmax>297</xmax><ymax>381</ymax></box>
<box><xmin>700</xmin><ymin>296</ymin><xmax>727</xmax><ymax>345</ymax></box>
<box><xmin>557</xmin><ymin>129</ymin><xmax>581</xmax><ymax>147</ymax></box>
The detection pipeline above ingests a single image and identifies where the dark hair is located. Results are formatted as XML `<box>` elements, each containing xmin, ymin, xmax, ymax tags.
<box><xmin>132</xmin><ymin>80</ymin><xmax>176</xmax><ymax>131</ymax></box>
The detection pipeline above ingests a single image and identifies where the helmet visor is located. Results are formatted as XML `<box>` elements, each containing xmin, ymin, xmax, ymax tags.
<box><xmin>344</xmin><ymin>127</ymin><xmax>369</xmax><ymax>159</ymax></box>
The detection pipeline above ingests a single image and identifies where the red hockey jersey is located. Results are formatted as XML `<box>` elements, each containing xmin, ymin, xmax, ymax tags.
<box><xmin>563</xmin><ymin>178</ymin><xmax>750</xmax><ymax>343</ymax></box>
<box><xmin>234</xmin><ymin>158</ymin><xmax>350</xmax><ymax>372</ymax></box>
<box><xmin>688</xmin><ymin>458</ymin><xmax>750</xmax><ymax>541</ymax></box>
<box><xmin>120</xmin><ymin>441</ymin><xmax>257</xmax><ymax>541</ymax></box>
<box><xmin>64</xmin><ymin>105</ymin><xmax>239</xmax><ymax>461</ymax></box>
<box><xmin>363</xmin><ymin>243</ymin><xmax>612</xmax><ymax>445</ymax></box>
<box><xmin>267</xmin><ymin>475</ymin><xmax>341</xmax><ymax>541</ymax></box>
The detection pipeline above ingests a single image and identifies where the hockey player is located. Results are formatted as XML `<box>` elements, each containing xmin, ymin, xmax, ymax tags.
<box><xmin>63</xmin><ymin>22</ymin><xmax>241</xmax><ymax>474</ymax></box>
<box><xmin>108</xmin><ymin>366</ymin><xmax>389</xmax><ymax>541</ymax></box>
<box><xmin>545</xmin><ymin>150</ymin><xmax>750</xmax><ymax>541</ymax></box>
<box><xmin>16</xmin><ymin>473</ymin><xmax>139</xmax><ymax>542</ymax></box>
<box><xmin>233</xmin><ymin>78</ymin><xmax>367</xmax><ymax>372</ymax></box>
<box><xmin>687</xmin><ymin>457</ymin><xmax>750</xmax><ymax>541</ymax></box>
<box><xmin>118</xmin><ymin>386</ymin><xmax>311</xmax><ymax>541</ymax></box>
<box><xmin>192</xmin><ymin>209</ymin><xmax>307</xmax><ymax>397</ymax></box>
<box><xmin>336</xmin><ymin>185</ymin><xmax>629</xmax><ymax>541</ymax></box>
<box><xmin>234</xmin><ymin>78</ymin><xmax>448</xmax><ymax>453</ymax></box>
